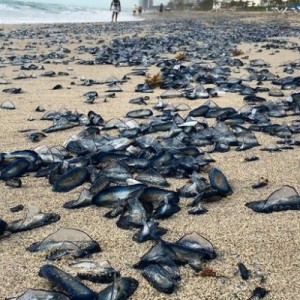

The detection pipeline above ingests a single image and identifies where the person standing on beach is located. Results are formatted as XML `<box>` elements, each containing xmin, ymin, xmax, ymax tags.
<box><xmin>110</xmin><ymin>0</ymin><xmax>121</xmax><ymax>22</ymax></box>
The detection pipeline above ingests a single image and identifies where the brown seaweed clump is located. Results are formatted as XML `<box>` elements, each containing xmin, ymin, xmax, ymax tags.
<box><xmin>145</xmin><ymin>73</ymin><xmax>163</xmax><ymax>88</ymax></box>
<box><xmin>175</xmin><ymin>52</ymin><xmax>187</xmax><ymax>60</ymax></box>
<box><xmin>231</xmin><ymin>48</ymin><xmax>244</xmax><ymax>56</ymax></box>
<box><xmin>196</xmin><ymin>266</ymin><xmax>227</xmax><ymax>279</ymax></box>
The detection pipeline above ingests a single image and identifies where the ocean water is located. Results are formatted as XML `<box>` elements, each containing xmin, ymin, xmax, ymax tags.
<box><xmin>0</xmin><ymin>0</ymin><xmax>142</xmax><ymax>24</ymax></box>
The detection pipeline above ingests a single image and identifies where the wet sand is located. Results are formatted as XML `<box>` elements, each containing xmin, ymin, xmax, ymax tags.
<box><xmin>0</xmin><ymin>12</ymin><xmax>299</xmax><ymax>300</ymax></box>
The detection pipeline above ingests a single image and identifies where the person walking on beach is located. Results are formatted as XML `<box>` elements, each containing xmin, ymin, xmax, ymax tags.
<box><xmin>132</xmin><ymin>4</ymin><xmax>137</xmax><ymax>16</ymax></box>
<box><xmin>110</xmin><ymin>0</ymin><xmax>121</xmax><ymax>22</ymax></box>
<box><xmin>159</xmin><ymin>3</ymin><xmax>164</xmax><ymax>13</ymax></box>
<box><xmin>138</xmin><ymin>6</ymin><xmax>143</xmax><ymax>15</ymax></box>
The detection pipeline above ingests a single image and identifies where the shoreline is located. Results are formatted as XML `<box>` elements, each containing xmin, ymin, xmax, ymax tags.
<box><xmin>0</xmin><ymin>10</ymin><xmax>299</xmax><ymax>27</ymax></box>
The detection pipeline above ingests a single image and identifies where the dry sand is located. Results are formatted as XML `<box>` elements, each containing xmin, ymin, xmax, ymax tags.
<box><xmin>0</xmin><ymin>12</ymin><xmax>299</xmax><ymax>300</ymax></box>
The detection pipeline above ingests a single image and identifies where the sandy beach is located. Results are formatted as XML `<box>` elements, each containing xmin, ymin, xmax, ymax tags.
<box><xmin>0</xmin><ymin>12</ymin><xmax>299</xmax><ymax>300</ymax></box>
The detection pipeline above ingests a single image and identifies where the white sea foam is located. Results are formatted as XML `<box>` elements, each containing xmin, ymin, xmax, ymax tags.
<box><xmin>0</xmin><ymin>0</ymin><xmax>142</xmax><ymax>24</ymax></box>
